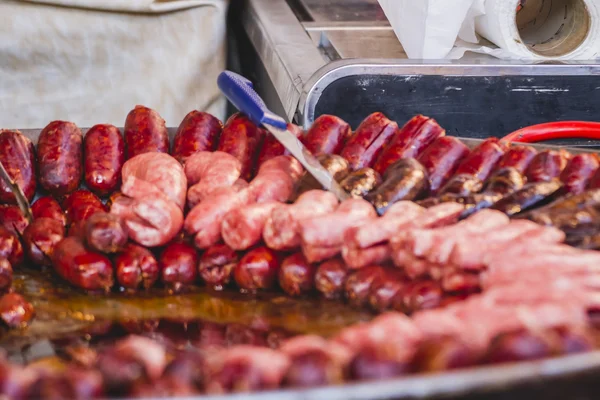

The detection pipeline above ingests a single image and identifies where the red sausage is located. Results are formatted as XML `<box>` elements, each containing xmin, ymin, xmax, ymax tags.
<box><xmin>0</xmin><ymin>226</ymin><xmax>23</xmax><ymax>267</ymax></box>
<box><xmin>278</xmin><ymin>253</ymin><xmax>317</xmax><ymax>296</ymax></box>
<box><xmin>0</xmin><ymin>205</ymin><xmax>29</xmax><ymax>235</ymax></box>
<box><xmin>198</xmin><ymin>244</ymin><xmax>239</xmax><ymax>288</ymax></box>
<box><xmin>233</xmin><ymin>246</ymin><xmax>280</xmax><ymax>291</ymax></box>
<box><xmin>373</xmin><ymin>116</ymin><xmax>444</xmax><ymax>176</ymax></box>
<box><xmin>84</xmin><ymin>124</ymin><xmax>125</xmax><ymax>197</ymax></box>
<box><xmin>590</xmin><ymin>167</ymin><xmax>600</xmax><ymax>190</ymax></box>
<box><xmin>63</xmin><ymin>190</ymin><xmax>106</xmax><ymax>227</ymax></box>
<box><xmin>51</xmin><ymin>236</ymin><xmax>114</xmax><ymax>291</ymax></box>
<box><xmin>454</xmin><ymin>138</ymin><xmax>506</xmax><ymax>181</ymax></box>
<box><xmin>217</xmin><ymin>113</ymin><xmax>266</xmax><ymax>180</ymax></box>
<box><xmin>341</xmin><ymin>112</ymin><xmax>399</xmax><ymax>170</ymax></box>
<box><xmin>394</xmin><ymin>280</ymin><xmax>443</xmax><ymax>314</ymax></box>
<box><xmin>559</xmin><ymin>153</ymin><xmax>600</xmax><ymax>195</ymax></box>
<box><xmin>160</xmin><ymin>242</ymin><xmax>199</xmax><ymax>291</ymax></box>
<box><xmin>0</xmin><ymin>130</ymin><xmax>36</xmax><ymax>204</ymax></box>
<box><xmin>0</xmin><ymin>293</ymin><xmax>34</xmax><ymax>328</ymax></box>
<box><xmin>22</xmin><ymin>218</ymin><xmax>65</xmax><ymax>266</ymax></box>
<box><xmin>257</xmin><ymin>124</ymin><xmax>304</xmax><ymax>167</ymax></box>
<box><xmin>344</xmin><ymin>265</ymin><xmax>385</xmax><ymax>307</ymax></box>
<box><xmin>496</xmin><ymin>145</ymin><xmax>537</xmax><ymax>174</ymax></box>
<box><xmin>115</xmin><ymin>243</ymin><xmax>159</xmax><ymax>290</ymax></box>
<box><xmin>418</xmin><ymin>137</ymin><xmax>470</xmax><ymax>195</ymax></box>
<box><xmin>31</xmin><ymin>196</ymin><xmax>66</xmax><ymax>226</ymax></box>
<box><xmin>525</xmin><ymin>150</ymin><xmax>570</xmax><ymax>183</ymax></box>
<box><xmin>303</xmin><ymin>115</ymin><xmax>352</xmax><ymax>156</ymax></box>
<box><xmin>172</xmin><ymin>110</ymin><xmax>223</xmax><ymax>164</ymax></box>
<box><xmin>314</xmin><ymin>258</ymin><xmax>348</xmax><ymax>300</ymax></box>
<box><xmin>0</xmin><ymin>259</ymin><xmax>12</xmax><ymax>293</ymax></box>
<box><xmin>124</xmin><ymin>105</ymin><xmax>169</xmax><ymax>159</ymax></box>
<box><xmin>37</xmin><ymin>121</ymin><xmax>83</xmax><ymax>196</ymax></box>
<box><xmin>368</xmin><ymin>269</ymin><xmax>408</xmax><ymax>312</ymax></box>
<box><xmin>84</xmin><ymin>212</ymin><xmax>128</xmax><ymax>254</ymax></box>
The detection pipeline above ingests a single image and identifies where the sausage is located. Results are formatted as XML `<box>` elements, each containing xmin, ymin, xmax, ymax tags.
<box><xmin>278</xmin><ymin>253</ymin><xmax>316</xmax><ymax>296</ymax></box>
<box><xmin>344</xmin><ymin>265</ymin><xmax>385</xmax><ymax>307</ymax></box>
<box><xmin>315</xmin><ymin>259</ymin><xmax>348</xmax><ymax>300</ymax></box>
<box><xmin>589</xmin><ymin>167</ymin><xmax>600</xmax><ymax>189</ymax></box>
<box><xmin>257</xmin><ymin>123</ymin><xmax>304</xmax><ymax>167</ymax></box>
<box><xmin>51</xmin><ymin>236</ymin><xmax>114</xmax><ymax>291</ymax></box>
<box><xmin>114</xmin><ymin>243</ymin><xmax>159</xmax><ymax>290</ymax></box>
<box><xmin>368</xmin><ymin>269</ymin><xmax>408</xmax><ymax>312</ymax></box>
<box><xmin>0</xmin><ymin>259</ymin><xmax>13</xmax><ymax>293</ymax></box>
<box><xmin>525</xmin><ymin>150</ymin><xmax>570</xmax><ymax>183</ymax></box>
<box><xmin>349</xmin><ymin>345</ymin><xmax>410</xmax><ymax>381</ymax></box>
<box><xmin>303</xmin><ymin>115</ymin><xmax>351</xmax><ymax>156</ymax></box>
<box><xmin>172</xmin><ymin>110</ymin><xmax>223</xmax><ymax>163</ymax></box>
<box><xmin>485</xmin><ymin>330</ymin><xmax>555</xmax><ymax>364</ymax></box>
<box><xmin>418</xmin><ymin>137</ymin><xmax>471</xmax><ymax>195</ymax></box>
<box><xmin>160</xmin><ymin>242</ymin><xmax>199</xmax><ymax>291</ymax></box>
<box><xmin>484</xmin><ymin>167</ymin><xmax>527</xmax><ymax>196</ymax></box>
<box><xmin>340</xmin><ymin>112</ymin><xmax>399</xmax><ymax>170</ymax></box>
<box><xmin>84</xmin><ymin>212</ymin><xmax>128</xmax><ymax>254</ymax></box>
<box><xmin>394</xmin><ymin>280</ymin><xmax>443</xmax><ymax>314</ymax></box>
<box><xmin>490</xmin><ymin>180</ymin><xmax>563</xmax><ymax>217</ymax></box>
<box><xmin>198</xmin><ymin>243</ymin><xmax>239</xmax><ymax>288</ymax></box>
<box><xmin>373</xmin><ymin>116</ymin><xmax>443</xmax><ymax>176</ymax></box>
<box><xmin>496</xmin><ymin>145</ymin><xmax>537</xmax><ymax>174</ymax></box>
<box><xmin>340</xmin><ymin>168</ymin><xmax>382</xmax><ymax>198</ymax></box>
<box><xmin>124</xmin><ymin>105</ymin><xmax>169</xmax><ymax>159</ymax></box>
<box><xmin>233</xmin><ymin>246</ymin><xmax>280</xmax><ymax>291</ymax></box>
<box><xmin>0</xmin><ymin>226</ymin><xmax>23</xmax><ymax>267</ymax></box>
<box><xmin>22</xmin><ymin>218</ymin><xmax>65</xmax><ymax>266</ymax></box>
<box><xmin>31</xmin><ymin>196</ymin><xmax>66</xmax><ymax>226</ymax></box>
<box><xmin>0</xmin><ymin>130</ymin><xmax>36</xmax><ymax>204</ymax></box>
<box><xmin>413</xmin><ymin>338</ymin><xmax>481</xmax><ymax>372</ymax></box>
<box><xmin>63</xmin><ymin>189</ymin><xmax>106</xmax><ymax>227</ymax></box>
<box><xmin>221</xmin><ymin>202</ymin><xmax>282</xmax><ymax>251</ymax></box>
<box><xmin>0</xmin><ymin>205</ymin><xmax>29</xmax><ymax>235</ymax></box>
<box><xmin>365</xmin><ymin>158</ymin><xmax>429</xmax><ymax>215</ymax></box>
<box><xmin>283</xmin><ymin>348</ymin><xmax>345</xmax><ymax>388</ymax></box>
<box><xmin>217</xmin><ymin>113</ymin><xmax>266</xmax><ymax>180</ymax></box>
<box><xmin>292</xmin><ymin>154</ymin><xmax>350</xmax><ymax>199</ymax></box>
<box><xmin>37</xmin><ymin>120</ymin><xmax>83</xmax><ymax>196</ymax></box>
<box><xmin>84</xmin><ymin>124</ymin><xmax>125</xmax><ymax>197</ymax></box>
<box><xmin>0</xmin><ymin>293</ymin><xmax>34</xmax><ymax>328</ymax></box>
<box><xmin>559</xmin><ymin>153</ymin><xmax>600</xmax><ymax>195</ymax></box>
<box><xmin>554</xmin><ymin>326</ymin><xmax>595</xmax><ymax>354</ymax></box>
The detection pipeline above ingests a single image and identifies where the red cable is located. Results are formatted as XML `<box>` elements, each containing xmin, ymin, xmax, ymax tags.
<box><xmin>501</xmin><ymin>121</ymin><xmax>600</xmax><ymax>143</ymax></box>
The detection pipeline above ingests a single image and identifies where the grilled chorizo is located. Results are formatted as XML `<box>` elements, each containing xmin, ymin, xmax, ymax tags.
<box><xmin>198</xmin><ymin>243</ymin><xmax>239</xmax><ymax>288</ymax></box>
<box><xmin>172</xmin><ymin>110</ymin><xmax>223</xmax><ymax>164</ymax></box>
<box><xmin>233</xmin><ymin>246</ymin><xmax>281</xmax><ymax>291</ymax></box>
<box><xmin>22</xmin><ymin>218</ymin><xmax>65</xmax><ymax>266</ymax></box>
<box><xmin>217</xmin><ymin>113</ymin><xmax>266</xmax><ymax>180</ymax></box>
<box><xmin>303</xmin><ymin>115</ymin><xmax>351</xmax><ymax>156</ymax></box>
<box><xmin>124</xmin><ymin>105</ymin><xmax>169</xmax><ymax>159</ymax></box>
<box><xmin>160</xmin><ymin>242</ymin><xmax>199</xmax><ymax>291</ymax></box>
<box><xmin>84</xmin><ymin>124</ymin><xmax>125</xmax><ymax>197</ymax></box>
<box><xmin>115</xmin><ymin>243</ymin><xmax>159</xmax><ymax>290</ymax></box>
<box><xmin>0</xmin><ymin>130</ymin><xmax>36</xmax><ymax>204</ymax></box>
<box><xmin>31</xmin><ymin>196</ymin><xmax>66</xmax><ymax>226</ymax></box>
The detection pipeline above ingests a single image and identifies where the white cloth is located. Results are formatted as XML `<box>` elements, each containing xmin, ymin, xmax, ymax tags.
<box><xmin>0</xmin><ymin>0</ymin><xmax>228</xmax><ymax>129</ymax></box>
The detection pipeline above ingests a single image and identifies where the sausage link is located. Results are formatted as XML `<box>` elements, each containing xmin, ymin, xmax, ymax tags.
<box><xmin>293</xmin><ymin>155</ymin><xmax>350</xmax><ymax>200</ymax></box>
<box><xmin>340</xmin><ymin>168</ymin><xmax>382</xmax><ymax>198</ymax></box>
<box><xmin>490</xmin><ymin>180</ymin><xmax>563</xmax><ymax>217</ymax></box>
<box><xmin>368</xmin><ymin>269</ymin><xmax>408</xmax><ymax>312</ymax></box>
<box><xmin>233</xmin><ymin>246</ymin><xmax>280</xmax><ymax>291</ymax></box>
<box><xmin>0</xmin><ymin>226</ymin><xmax>23</xmax><ymax>267</ymax></box>
<box><xmin>198</xmin><ymin>243</ymin><xmax>239</xmax><ymax>288</ymax></box>
<box><xmin>412</xmin><ymin>338</ymin><xmax>481</xmax><ymax>372</ymax></box>
<box><xmin>0</xmin><ymin>205</ymin><xmax>29</xmax><ymax>235</ymax></box>
<box><xmin>373</xmin><ymin>116</ymin><xmax>443</xmax><ymax>176</ymax></box>
<box><xmin>51</xmin><ymin>236</ymin><xmax>114</xmax><ymax>291</ymax></box>
<box><xmin>115</xmin><ymin>243</ymin><xmax>159</xmax><ymax>290</ymax></box>
<box><xmin>172</xmin><ymin>110</ymin><xmax>223</xmax><ymax>164</ymax></box>
<box><xmin>22</xmin><ymin>218</ymin><xmax>65</xmax><ymax>266</ymax></box>
<box><xmin>31</xmin><ymin>196</ymin><xmax>66</xmax><ymax>226</ymax></box>
<box><xmin>315</xmin><ymin>258</ymin><xmax>348</xmax><ymax>299</ymax></box>
<box><xmin>344</xmin><ymin>265</ymin><xmax>385</xmax><ymax>307</ymax></box>
<box><xmin>37</xmin><ymin>121</ymin><xmax>83</xmax><ymax>196</ymax></box>
<box><xmin>485</xmin><ymin>330</ymin><xmax>555</xmax><ymax>364</ymax></box>
<box><xmin>525</xmin><ymin>150</ymin><xmax>570</xmax><ymax>183</ymax></box>
<box><xmin>393</xmin><ymin>280</ymin><xmax>443</xmax><ymax>314</ymax></box>
<box><xmin>0</xmin><ymin>130</ymin><xmax>36</xmax><ymax>204</ymax></box>
<box><xmin>257</xmin><ymin>123</ymin><xmax>304</xmax><ymax>167</ymax></box>
<box><xmin>278</xmin><ymin>252</ymin><xmax>316</xmax><ymax>296</ymax></box>
<box><xmin>160</xmin><ymin>242</ymin><xmax>199</xmax><ymax>291</ymax></box>
<box><xmin>417</xmin><ymin>137</ymin><xmax>471</xmax><ymax>195</ymax></box>
<box><xmin>63</xmin><ymin>190</ymin><xmax>107</xmax><ymax>227</ymax></box>
<box><xmin>484</xmin><ymin>167</ymin><xmax>527</xmax><ymax>196</ymax></box>
<box><xmin>349</xmin><ymin>346</ymin><xmax>410</xmax><ymax>380</ymax></box>
<box><xmin>84</xmin><ymin>212</ymin><xmax>128</xmax><ymax>254</ymax></box>
<box><xmin>124</xmin><ymin>105</ymin><xmax>169</xmax><ymax>159</ymax></box>
<box><xmin>0</xmin><ymin>293</ymin><xmax>34</xmax><ymax>328</ymax></box>
<box><xmin>217</xmin><ymin>113</ymin><xmax>266</xmax><ymax>180</ymax></box>
<box><xmin>303</xmin><ymin>115</ymin><xmax>352</xmax><ymax>156</ymax></box>
<box><xmin>496</xmin><ymin>145</ymin><xmax>537</xmax><ymax>174</ymax></box>
<box><xmin>341</xmin><ymin>112</ymin><xmax>399</xmax><ymax>170</ymax></box>
<box><xmin>84</xmin><ymin>124</ymin><xmax>125</xmax><ymax>197</ymax></box>
<box><xmin>559</xmin><ymin>153</ymin><xmax>600</xmax><ymax>195</ymax></box>
<box><xmin>0</xmin><ymin>259</ymin><xmax>12</xmax><ymax>293</ymax></box>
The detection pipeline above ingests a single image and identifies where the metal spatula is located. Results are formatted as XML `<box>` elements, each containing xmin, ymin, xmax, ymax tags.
<box><xmin>217</xmin><ymin>71</ymin><xmax>350</xmax><ymax>202</ymax></box>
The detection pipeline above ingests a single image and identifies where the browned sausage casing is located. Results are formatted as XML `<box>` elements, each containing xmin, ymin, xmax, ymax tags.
<box><xmin>234</xmin><ymin>246</ymin><xmax>281</xmax><ymax>291</ymax></box>
<box><xmin>0</xmin><ymin>226</ymin><xmax>24</xmax><ymax>267</ymax></box>
<box><xmin>293</xmin><ymin>155</ymin><xmax>350</xmax><ymax>199</ymax></box>
<box><xmin>115</xmin><ymin>243</ymin><xmax>159</xmax><ymax>290</ymax></box>
<box><xmin>84</xmin><ymin>124</ymin><xmax>125</xmax><ymax>197</ymax></box>
<box><xmin>31</xmin><ymin>196</ymin><xmax>66</xmax><ymax>226</ymax></box>
<box><xmin>559</xmin><ymin>153</ymin><xmax>600</xmax><ymax>195</ymax></box>
<box><xmin>124</xmin><ymin>105</ymin><xmax>169</xmax><ymax>159</ymax></box>
<box><xmin>418</xmin><ymin>137</ymin><xmax>471</xmax><ymax>195</ymax></box>
<box><xmin>38</xmin><ymin>121</ymin><xmax>83</xmax><ymax>196</ymax></box>
<box><xmin>496</xmin><ymin>145</ymin><xmax>537</xmax><ymax>174</ymax></box>
<box><xmin>63</xmin><ymin>190</ymin><xmax>107</xmax><ymax>227</ymax></box>
<box><xmin>525</xmin><ymin>150</ymin><xmax>570</xmax><ymax>183</ymax></box>
<box><xmin>160</xmin><ymin>242</ymin><xmax>199</xmax><ymax>291</ymax></box>
<box><xmin>172</xmin><ymin>110</ymin><xmax>223</xmax><ymax>164</ymax></box>
<box><xmin>0</xmin><ymin>130</ymin><xmax>36</xmax><ymax>204</ymax></box>
<box><xmin>344</xmin><ymin>265</ymin><xmax>385</xmax><ymax>307</ymax></box>
<box><xmin>340</xmin><ymin>168</ymin><xmax>382</xmax><ymax>198</ymax></box>
<box><xmin>22</xmin><ymin>218</ymin><xmax>65</xmax><ymax>266</ymax></box>
<box><xmin>340</xmin><ymin>112</ymin><xmax>399</xmax><ymax>170</ymax></box>
<box><xmin>315</xmin><ymin>258</ymin><xmax>348</xmax><ymax>299</ymax></box>
<box><xmin>84</xmin><ymin>213</ymin><xmax>128</xmax><ymax>254</ymax></box>
<box><xmin>198</xmin><ymin>243</ymin><xmax>239</xmax><ymax>288</ymax></box>
<box><xmin>303</xmin><ymin>115</ymin><xmax>352</xmax><ymax>156</ymax></box>
<box><xmin>278</xmin><ymin>252</ymin><xmax>317</xmax><ymax>296</ymax></box>
<box><xmin>217</xmin><ymin>113</ymin><xmax>266</xmax><ymax>180</ymax></box>
<box><xmin>51</xmin><ymin>236</ymin><xmax>114</xmax><ymax>291</ymax></box>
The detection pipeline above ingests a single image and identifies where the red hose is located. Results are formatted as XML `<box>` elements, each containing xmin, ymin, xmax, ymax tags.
<box><xmin>501</xmin><ymin>121</ymin><xmax>600</xmax><ymax>143</ymax></box>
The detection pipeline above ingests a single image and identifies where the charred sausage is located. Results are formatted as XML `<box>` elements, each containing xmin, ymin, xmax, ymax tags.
<box><xmin>340</xmin><ymin>168</ymin><xmax>382</xmax><ymax>198</ymax></box>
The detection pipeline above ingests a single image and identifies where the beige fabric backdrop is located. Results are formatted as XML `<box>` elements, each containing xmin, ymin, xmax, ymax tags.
<box><xmin>0</xmin><ymin>0</ymin><xmax>228</xmax><ymax>129</ymax></box>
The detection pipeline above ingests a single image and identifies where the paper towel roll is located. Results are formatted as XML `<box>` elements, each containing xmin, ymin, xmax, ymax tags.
<box><xmin>472</xmin><ymin>0</ymin><xmax>600</xmax><ymax>59</ymax></box>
